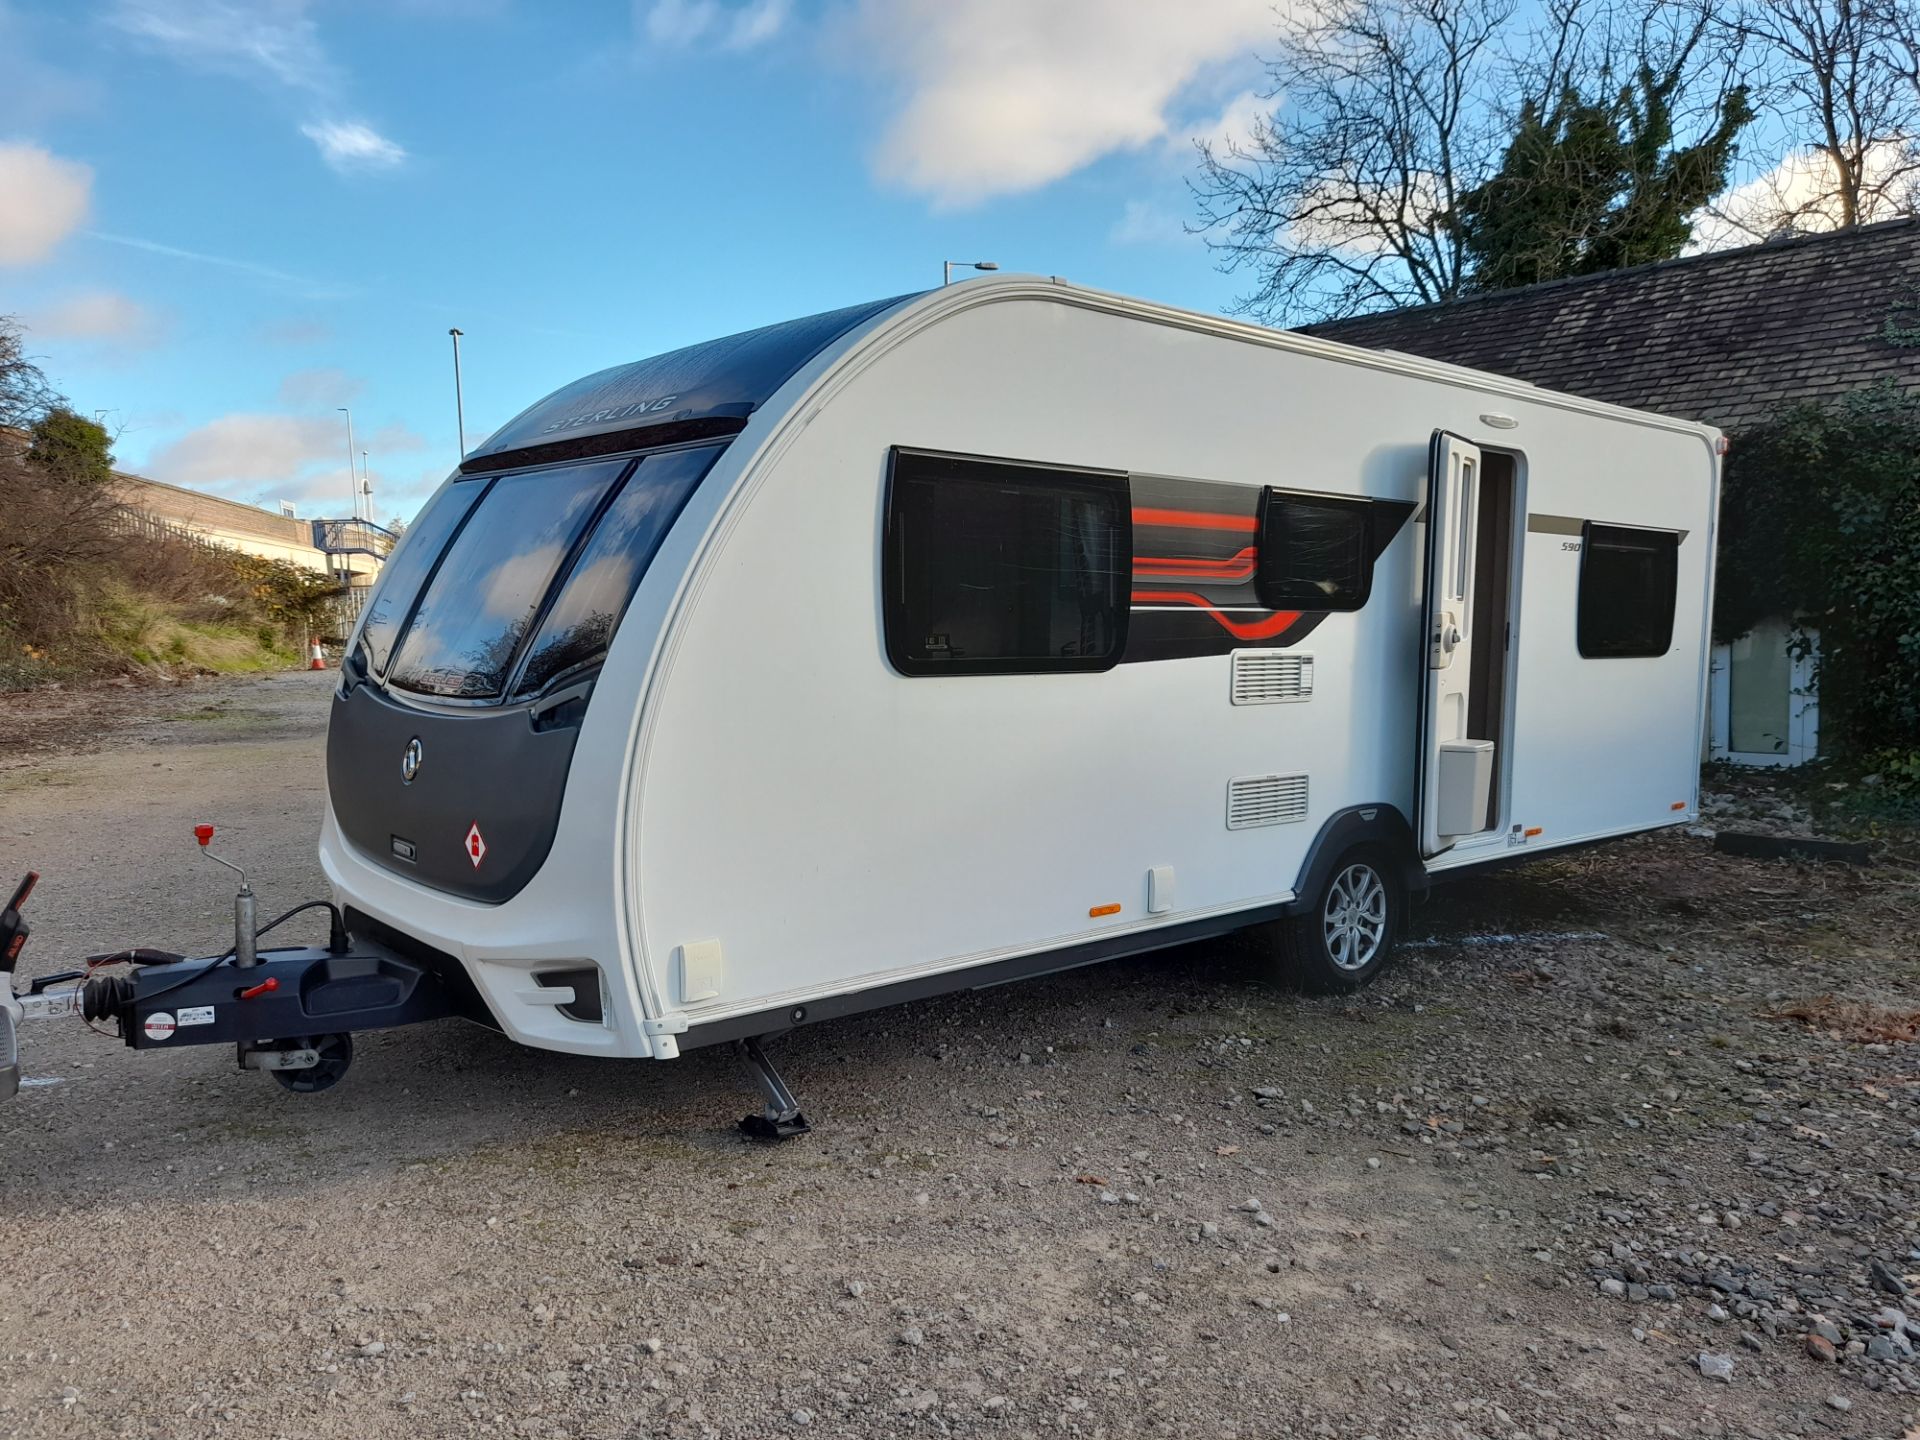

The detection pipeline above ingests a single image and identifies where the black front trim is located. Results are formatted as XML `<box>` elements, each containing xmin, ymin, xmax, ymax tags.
<box><xmin>460</xmin><ymin>416</ymin><xmax>746</xmax><ymax>476</ymax></box>
<box><xmin>327</xmin><ymin>679</ymin><xmax>589</xmax><ymax>904</ymax></box>
<box><xmin>344</xmin><ymin>907</ymin><xmax>499</xmax><ymax>1030</ymax></box>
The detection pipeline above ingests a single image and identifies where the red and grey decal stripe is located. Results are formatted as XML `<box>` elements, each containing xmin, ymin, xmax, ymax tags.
<box><xmin>1120</xmin><ymin>478</ymin><xmax>1415</xmax><ymax>663</ymax></box>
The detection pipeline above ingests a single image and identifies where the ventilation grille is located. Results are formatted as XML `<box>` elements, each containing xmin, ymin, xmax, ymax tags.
<box><xmin>1231</xmin><ymin>651</ymin><xmax>1314</xmax><ymax>705</ymax></box>
<box><xmin>1227</xmin><ymin>772</ymin><xmax>1310</xmax><ymax>829</ymax></box>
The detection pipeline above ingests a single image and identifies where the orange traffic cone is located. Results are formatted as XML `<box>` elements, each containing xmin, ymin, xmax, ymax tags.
<box><xmin>309</xmin><ymin>640</ymin><xmax>327</xmax><ymax>670</ymax></box>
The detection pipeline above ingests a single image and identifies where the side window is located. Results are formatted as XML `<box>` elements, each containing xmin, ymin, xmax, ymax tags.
<box><xmin>884</xmin><ymin>449</ymin><xmax>1130</xmax><ymax>676</ymax></box>
<box><xmin>511</xmin><ymin>445</ymin><xmax>722</xmax><ymax>697</ymax></box>
<box><xmin>1577</xmin><ymin>522</ymin><xmax>1679</xmax><ymax>658</ymax></box>
<box><xmin>1255</xmin><ymin>490</ymin><xmax>1375</xmax><ymax>611</ymax></box>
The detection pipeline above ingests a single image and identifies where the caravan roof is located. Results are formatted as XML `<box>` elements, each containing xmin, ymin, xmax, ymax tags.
<box><xmin>466</xmin><ymin>293</ymin><xmax>915</xmax><ymax>471</ymax></box>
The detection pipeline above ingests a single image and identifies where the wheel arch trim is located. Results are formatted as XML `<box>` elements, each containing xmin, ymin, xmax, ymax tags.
<box><xmin>1282</xmin><ymin>804</ymin><xmax>1427</xmax><ymax>916</ymax></box>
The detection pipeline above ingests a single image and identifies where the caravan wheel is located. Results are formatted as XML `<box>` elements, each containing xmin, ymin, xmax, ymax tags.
<box><xmin>1273</xmin><ymin>847</ymin><xmax>1402</xmax><ymax>993</ymax></box>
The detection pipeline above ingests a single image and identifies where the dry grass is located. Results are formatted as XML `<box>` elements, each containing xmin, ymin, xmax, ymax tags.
<box><xmin>1766</xmin><ymin>994</ymin><xmax>1920</xmax><ymax>1044</ymax></box>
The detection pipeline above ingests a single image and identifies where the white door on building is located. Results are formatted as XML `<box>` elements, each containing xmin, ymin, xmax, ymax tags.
<box><xmin>1709</xmin><ymin>617</ymin><xmax>1819</xmax><ymax>766</ymax></box>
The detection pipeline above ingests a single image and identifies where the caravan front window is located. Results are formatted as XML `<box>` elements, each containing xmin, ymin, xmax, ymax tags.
<box><xmin>357</xmin><ymin>480</ymin><xmax>487</xmax><ymax>675</ymax></box>
<box><xmin>513</xmin><ymin>444</ymin><xmax>722</xmax><ymax>697</ymax></box>
<box><xmin>386</xmin><ymin>460</ymin><xmax>628</xmax><ymax>699</ymax></box>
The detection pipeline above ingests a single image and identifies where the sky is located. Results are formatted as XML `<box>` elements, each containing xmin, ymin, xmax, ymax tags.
<box><xmin>0</xmin><ymin>0</ymin><xmax>1281</xmax><ymax>526</ymax></box>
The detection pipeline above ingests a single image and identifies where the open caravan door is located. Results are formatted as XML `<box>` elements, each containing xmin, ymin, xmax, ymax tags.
<box><xmin>1417</xmin><ymin>432</ymin><xmax>1492</xmax><ymax>857</ymax></box>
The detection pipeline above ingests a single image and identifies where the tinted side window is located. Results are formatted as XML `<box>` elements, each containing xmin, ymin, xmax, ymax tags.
<box><xmin>1578</xmin><ymin>522</ymin><xmax>1679</xmax><ymax>658</ymax></box>
<box><xmin>512</xmin><ymin>445</ymin><xmax>723</xmax><ymax>697</ymax></box>
<box><xmin>358</xmin><ymin>479</ymin><xmax>487</xmax><ymax>674</ymax></box>
<box><xmin>1255</xmin><ymin>491</ymin><xmax>1374</xmax><ymax>611</ymax></box>
<box><xmin>386</xmin><ymin>459</ymin><xmax>629</xmax><ymax>699</ymax></box>
<box><xmin>885</xmin><ymin>450</ymin><xmax>1129</xmax><ymax>676</ymax></box>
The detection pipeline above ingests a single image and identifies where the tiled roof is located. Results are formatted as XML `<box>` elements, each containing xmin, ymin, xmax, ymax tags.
<box><xmin>1300</xmin><ymin>217</ymin><xmax>1920</xmax><ymax>434</ymax></box>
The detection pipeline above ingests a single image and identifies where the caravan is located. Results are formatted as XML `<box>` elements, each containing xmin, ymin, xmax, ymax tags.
<box><xmin>3</xmin><ymin>278</ymin><xmax>1720</xmax><ymax>1129</ymax></box>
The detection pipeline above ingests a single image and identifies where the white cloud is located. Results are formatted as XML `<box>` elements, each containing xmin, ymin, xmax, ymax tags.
<box><xmin>110</xmin><ymin>1</ymin><xmax>407</xmax><ymax>174</ymax></box>
<box><xmin>1183</xmin><ymin>88</ymin><xmax>1269</xmax><ymax>157</ymax></box>
<box><xmin>144</xmin><ymin>411</ymin><xmax>431</xmax><ymax>512</ymax></box>
<box><xmin>724</xmin><ymin>0</ymin><xmax>789</xmax><ymax>48</ymax></box>
<box><xmin>1109</xmin><ymin>199</ymin><xmax>1190</xmax><ymax>247</ymax></box>
<box><xmin>638</xmin><ymin>0</ymin><xmax>789</xmax><ymax>50</ymax></box>
<box><xmin>300</xmin><ymin>120</ymin><xmax>407</xmax><ymax>173</ymax></box>
<box><xmin>146</xmin><ymin>413</ymin><xmax>346</xmax><ymax>494</ymax></box>
<box><xmin>276</xmin><ymin>368</ymin><xmax>364</xmax><ymax>406</ymax></box>
<box><xmin>108</xmin><ymin>0</ymin><xmax>335</xmax><ymax>93</ymax></box>
<box><xmin>0</xmin><ymin>141</ymin><xmax>92</xmax><ymax>264</ymax></box>
<box><xmin>641</xmin><ymin>0</ymin><xmax>715</xmax><ymax>45</ymax></box>
<box><xmin>859</xmin><ymin>0</ymin><xmax>1276</xmax><ymax>208</ymax></box>
<box><xmin>23</xmin><ymin>290</ymin><xmax>164</xmax><ymax>348</ymax></box>
<box><xmin>1691</xmin><ymin>140</ymin><xmax>1920</xmax><ymax>252</ymax></box>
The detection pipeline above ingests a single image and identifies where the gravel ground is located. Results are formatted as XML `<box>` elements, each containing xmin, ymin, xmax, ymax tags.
<box><xmin>2</xmin><ymin>669</ymin><xmax>1919</xmax><ymax>1440</ymax></box>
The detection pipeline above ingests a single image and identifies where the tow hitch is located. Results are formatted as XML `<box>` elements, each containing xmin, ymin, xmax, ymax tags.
<box><xmin>3</xmin><ymin>827</ymin><xmax>473</xmax><ymax>1097</ymax></box>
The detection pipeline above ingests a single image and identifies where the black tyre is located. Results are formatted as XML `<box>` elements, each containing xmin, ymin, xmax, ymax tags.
<box><xmin>268</xmin><ymin>1032</ymin><xmax>354</xmax><ymax>1093</ymax></box>
<box><xmin>1272</xmin><ymin>845</ymin><xmax>1403</xmax><ymax>993</ymax></box>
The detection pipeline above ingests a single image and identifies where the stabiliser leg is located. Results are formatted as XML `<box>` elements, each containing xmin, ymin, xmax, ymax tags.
<box><xmin>735</xmin><ymin>1035</ymin><xmax>811</xmax><ymax>1141</ymax></box>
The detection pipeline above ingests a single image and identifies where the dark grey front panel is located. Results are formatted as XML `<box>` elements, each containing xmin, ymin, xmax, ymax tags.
<box><xmin>327</xmin><ymin>682</ymin><xmax>586</xmax><ymax>904</ymax></box>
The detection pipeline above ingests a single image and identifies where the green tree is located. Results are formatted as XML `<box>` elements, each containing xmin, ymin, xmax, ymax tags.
<box><xmin>1453</xmin><ymin>64</ymin><xmax>1753</xmax><ymax>290</ymax></box>
<box><xmin>27</xmin><ymin>406</ymin><xmax>115</xmax><ymax>487</ymax></box>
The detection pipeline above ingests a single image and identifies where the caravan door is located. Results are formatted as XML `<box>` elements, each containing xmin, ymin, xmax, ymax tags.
<box><xmin>1417</xmin><ymin>432</ymin><xmax>1489</xmax><ymax>856</ymax></box>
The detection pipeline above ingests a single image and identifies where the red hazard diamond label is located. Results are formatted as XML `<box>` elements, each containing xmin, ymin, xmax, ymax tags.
<box><xmin>465</xmin><ymin>822</ymin><xmax>487</xmax><ymax>869</ymax></box>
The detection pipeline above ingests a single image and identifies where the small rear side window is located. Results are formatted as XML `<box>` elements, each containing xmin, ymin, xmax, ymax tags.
<box><xmin>386</xmin><ymin>459</ymin><xmax>629</xmax><ymax>699</ymax></box>
<box><xmin>513</xmin><ymin>445</ymin><xmax>722</xmax><ymax>697</ymax></box>
<box><xmin>1577</xmin><ymin>522</ymin><xmax>1679</xmax><ymax>658</ymax></box>
<box><xmin>1255</xmin><ymin>490</ymin><xmax>1375</xmax><ymax>611</ymax></box>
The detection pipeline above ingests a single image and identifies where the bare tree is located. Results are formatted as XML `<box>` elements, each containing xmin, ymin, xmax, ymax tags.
<box><xmin>1710</xmin><ymin>0</ymin><xmax>1920</xmax><ymax>236</ymax></box>
<box><xmin>1193</xmin><ymin>0</ymin><xmax>1518</xmax><ymax>322</ymax></box>
<box><xmin>1192</xmin><ymin>0</ymin><xmax>1753</xmax><ymax>322</ymax></box>
<box><xmin>1</xmin><ymin>316</ymin><xmax>60</xmax><ymax>434</ymax></box>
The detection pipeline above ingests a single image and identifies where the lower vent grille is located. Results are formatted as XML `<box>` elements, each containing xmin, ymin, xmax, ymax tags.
<box><xmin>1227</xmin><ymin>772</ymin><xmax>1310</xmax><ymax>829</ymax></box>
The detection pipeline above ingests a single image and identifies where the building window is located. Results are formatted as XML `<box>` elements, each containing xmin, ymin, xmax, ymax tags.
<box><xmin>1255</xmin><ymin>490</ymin><xmax>1375</xmax><ymax>611</ymax></box>
<box><xmin>1577</xmin><ymin>522</ymin><xmax>1678</xmax><ymax>658</ymax></box>
<box><xmin>884</xmin><ymin>449</ymin><xmax>1130</xmax><ymax>675</ymax></box>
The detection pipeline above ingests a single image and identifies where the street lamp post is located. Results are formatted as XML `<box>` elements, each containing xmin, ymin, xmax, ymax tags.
<box><xmin>337</xmin><ymin>406</ymin><xmax>357</xmax><ymax>521</ymax></box>
<box><xmin>449</xmin><ymin>328</ymin><xmax>467</xmax><ymax>458</ymax></box>
<box><xmin>361</xmin><ymin>450</ymin><xmax>371</xmax><ymax>526</ymax></box>
<box><xmin>943</xmin><ymin>259</ymin><xmax>1000</xmax><ymax>285</ymax></box>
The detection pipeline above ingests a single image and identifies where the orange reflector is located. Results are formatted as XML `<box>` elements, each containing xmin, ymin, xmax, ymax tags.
<box><xmin>1523</xmin><ymin>826</ymin><xmax>1544</xmax><ymax>838</ymax></box>
<box><xmin>1671</xmin><ymin>800</ymin><xmax>1687</xmax><ymax>811</ymax></box>
<box><xmin>1089</xmin><ymin>902</ymin><xmax>1122</xmax><ymax>918</ymax></box>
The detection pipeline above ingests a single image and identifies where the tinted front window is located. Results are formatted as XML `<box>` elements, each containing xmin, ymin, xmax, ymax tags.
<box><xmin>387</xmin><ymin>460</ymin><xmax>628</xmax><ymax>698</ymax></box>
<box><xmin>358</xmin><ymin>480</ymin><xmax>486</xmax><ymax>673</ymax></box>
<box><xmin>514</xmin><ymin>445</ymin><xmax>722</xmax><ymax>697</ymax></box>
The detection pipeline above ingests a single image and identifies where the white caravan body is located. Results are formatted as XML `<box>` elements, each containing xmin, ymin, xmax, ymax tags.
<box><xmin>319</xmin><ymin>278</ymin><xmax>1720</xmax><ymax>1060</ymax></box>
